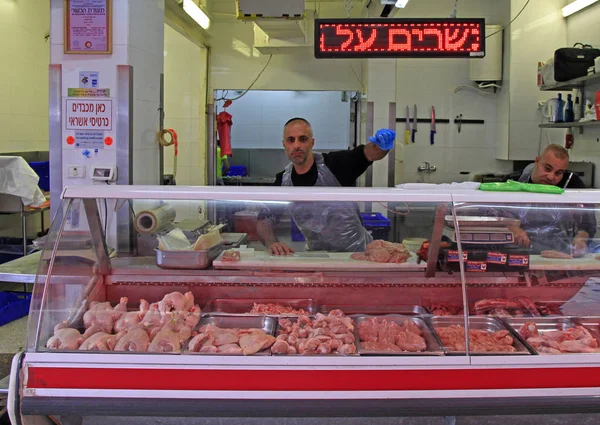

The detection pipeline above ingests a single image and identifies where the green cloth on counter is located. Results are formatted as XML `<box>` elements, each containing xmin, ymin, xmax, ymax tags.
<box><xmin>479</xmin><ymin>179</ymin><xmax>564</xmax><ymax>194</ymax></box>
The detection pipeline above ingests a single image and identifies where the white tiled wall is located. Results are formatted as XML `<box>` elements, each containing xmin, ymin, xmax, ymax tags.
<box><xmin>506</xmin><ymin>0</ymin><xmax>566</xmax><ymax>161</ymax></box>
<box><xmin>565</xmin><ymin>1</ymin><xmax>600</xmax><ymax>188</ymax></box>
<box><xmin>163</xmin><ymin>24</ymin><xmax>208</xmax><ymax>186</ymax></box>
<box><xmin>209</xmin><ymin>0</ymin><xmax>364</xmax><ymax>92</ymax></box>
<box><xmin>129</xmin><ymin>0</ymin><xmax>164</xmax><ymax>185</ymax></box>
<box><xmin>214</xmin><ymin>91</ymin><xmax>351</xmax><ymax>150</ymax></box>
<box><xmin>382</xmin><ymin>0</ymin><xmax>514</xmax><ymax>184</ymax></box>
<box><xmin>0</xmin><ymin>0</ymin><xmax>50</xmax><ymax>153</ymax></box>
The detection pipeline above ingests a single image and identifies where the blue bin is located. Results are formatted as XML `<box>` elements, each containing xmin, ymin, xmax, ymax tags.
<box><xmin>29</xmin><ymin>160</ymin><xmax>50</xmax><ymax>191</ymax></box>
<box><xmin>0</xmin><ymin>292</ymin><xmax>32</xmax><ymax>327</ymax></box>
<box><xmin>291</xmin><ymin>219</ymin><xmax>305</xmax><ymax>242</ymax></box>
<box><xmin>360</xmin><ymin>212</ymin><xmax>391</xmax><ymax>240</ymax></box>
<box><xmin>227</xmin><ymin>166</ymin><xmax>247</xmax><ymax>177</ymax></box>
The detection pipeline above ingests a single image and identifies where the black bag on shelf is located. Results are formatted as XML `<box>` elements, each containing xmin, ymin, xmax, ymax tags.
<box><xmin>554</xmin><ymin>43</ymin><xmax>600</xmax><ymax>82</ymax></box>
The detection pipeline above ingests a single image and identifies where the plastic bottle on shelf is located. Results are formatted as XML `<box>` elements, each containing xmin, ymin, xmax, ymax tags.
<box><xmin>574</xmin><ymin>95</ymin><xmax>582</xmax><ymax>121</ymax></box>
<box><xmin>556</xmin><ymin>93</ymin><xmax>565</xmax><ymax>122</ymax></box>
<box><xmin>565</xmin><ymin>127</ymin><xmax>574</xmax><ymax>150</ymax></box>
<box><xmin>565</xmin><ymin>94</ymin><xmax>575</xmax><ymax>123</ymax></box>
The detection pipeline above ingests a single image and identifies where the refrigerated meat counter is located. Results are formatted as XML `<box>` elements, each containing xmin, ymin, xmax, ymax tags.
<box><xmin>8</xmin><ymin>185</ymin><xmax>600</xmax><ymax>423</ymax></box>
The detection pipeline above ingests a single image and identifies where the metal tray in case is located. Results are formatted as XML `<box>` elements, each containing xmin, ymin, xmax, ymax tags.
<box><xmin>186</xmin><ymin>314</ymin><xmax>277</xmax><ymax>356</ymax></box>
<box><xmin>353</xmin><ymin>315</ymin><xmax>443</xmax><ymax>356</ymax></box>
<box><xmin>198</xmin><ymin>314</ymin><xmax>277</xmax><ymax>334</ymax></box>
<box><xmin>203</xmin><ymin>298</ymin><xmax>317</xmax><ymax>316</ymax></box>
<box><xmin>503</xmin><ymin>317</ymin><xmax>600</xmax><ymax>355</ymax></box>
<box><xmin>156</xmin><ymin>244</ymin><xmax>223</xmax><ymax>269</ymax></box>
<box><xmin>320</xmin><ymin>305</ymin><xmax>429</xmax><ymax>316</ymax></box>
<box><xmin>273</xmin><ymin>316</ymin><xmax>359</xmax><ymax>356</ymax></box>
<box><xmin>428</xmin><ymin>316</ymin><xmax>531</xmax><ymax>355</ymax></box>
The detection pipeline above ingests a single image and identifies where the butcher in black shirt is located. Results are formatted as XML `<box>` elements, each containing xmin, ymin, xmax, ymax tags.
<box><xmin>272</xmin><ymin>145</ymin><xmax>373</xmax><ymax>187</ymax></box>
<box><xmin>258</xmin><ymin>117</ymin><xmax>395</xmax><ymax>255</ymax></box>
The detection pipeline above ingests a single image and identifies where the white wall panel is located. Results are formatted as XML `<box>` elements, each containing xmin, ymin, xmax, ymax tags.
<box><xmin>0</xmin><ymin>0</ymin><xmax>49</xmax><ymax>153</ymax></box>
<box><xmin>215</xmin><ymin>90</ymin><xmax>351</xmax><ymax>150</ymax></box>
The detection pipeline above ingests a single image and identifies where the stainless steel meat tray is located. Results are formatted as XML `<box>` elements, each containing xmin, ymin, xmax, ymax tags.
<box><xmin>428</xmin><ymin>316</ymin><xmax>531</xmax><ymax>355</ymax></box>
<box><xmin>156</xmin><ymin>244</ymin><xmax>223</xmax><ymax>269</ymax></box>
<box><xmin>203</xmin><ymin>298</ymin><xmax>318</xmax><ymax>316</ymax></box>
<box><xmin>186</xmin><ymin>314</ymin><xmax>277</xmax><ymax>356</ymax></box>
<box><xmin>503</xmin><ymin>317</ymin><xmax>600</xmax><ymax>355</ymax></box>
<box><xmin>273</xmin><ymin>315</ymin><xmax>358</xmax><ymax>356</ymax></box>
<box><xmin>353</xmin><ymin>315</ymin><xmax>443</xmax><ymax>356</ymax></box>
<box><xmin>320</xmin><ymin>305</ymin><xmax>429</xmax><ymax>316</ymax></box>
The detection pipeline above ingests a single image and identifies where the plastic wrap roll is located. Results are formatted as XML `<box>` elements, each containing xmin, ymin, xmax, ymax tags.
<box><xmin>134</xmin><ymin>204</ymin><xmax>176</xmax><ymax>234</ymax></box>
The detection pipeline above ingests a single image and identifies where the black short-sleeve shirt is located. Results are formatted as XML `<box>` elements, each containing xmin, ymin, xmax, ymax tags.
<box><xmin>273</xmin><ymin>145</ymin><xmax>372</xmax><ymax>187</ymax></box>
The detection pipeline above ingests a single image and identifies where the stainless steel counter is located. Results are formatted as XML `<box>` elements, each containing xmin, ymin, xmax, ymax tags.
<box><xmin>0</xmin><ymin>251</ymin><xmax>41</xmax><ymax>284</ymax></box>
<box><xmin>222</xmin><ymin>176</ymin><xmax>275</xmax><ymax>186</ymax></box>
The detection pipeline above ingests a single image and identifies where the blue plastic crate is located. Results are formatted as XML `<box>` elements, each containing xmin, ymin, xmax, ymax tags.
<box><xmin>290</xmin><ymin>219</ymin><xmax>305</xmax><ymax>242</ymax></box>
<box><xmin>360</xmin><ymin>212</ymin><xmax>391</xmax><ymax>240</ymax></box>
<box><xmin>0</xmin><ymin>292</ymin><xmax>32</xmax><ymax>327</ymax></box>
<box><xmin>29</xmin><ymin>160</ymin><xmax>50</xmax><ymax>192</ymax></box>
<box><xmin>227</xmin><ymin>165</ymin><xmax>247</xmax><ymax>177</ymax></box>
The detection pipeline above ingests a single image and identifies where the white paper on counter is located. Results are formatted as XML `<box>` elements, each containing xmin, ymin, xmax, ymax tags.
<box><xmin>0</xmin><ymin>156</ymin><xmax>45</xmax><ymax>207</ymax></box>
<box><xmin>395</xmin><ymin>182</ymin><xmax>481</xmax><ymax>190</ymax></box>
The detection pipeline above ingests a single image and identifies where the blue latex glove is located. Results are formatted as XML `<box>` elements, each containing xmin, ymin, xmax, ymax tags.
<box><xmin>368</xmin><ymin>128</ymin><xmax>396</xmax><ymax>151</ymax></box>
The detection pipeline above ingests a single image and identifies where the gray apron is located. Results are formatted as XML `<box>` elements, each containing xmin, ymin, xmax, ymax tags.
<box><xmin>518</xmin><ymin>167</ymin><xmax>578</xmax><ymax>254</ymax></box>
<box><xmin>281</xmin><ymin>153</ymin><xmax>372</xmax><ymax>252</ymax></box>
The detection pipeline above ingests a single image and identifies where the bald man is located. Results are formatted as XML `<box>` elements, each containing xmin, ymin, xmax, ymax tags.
<box><xmin>509</xmin><ymin>144</ymin><xmax>595</xmax><ymax>256</ymax></box>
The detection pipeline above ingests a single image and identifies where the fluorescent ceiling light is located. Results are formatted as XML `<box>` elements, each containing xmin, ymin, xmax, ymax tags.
<box><xmin>182</xmin><ymin>0</ymin><xmax>210</xmax><ymax>29</ymax></box>
<box><xmin>562</xmin><ymin>0</ymin><xmax>599</xmax><ymax>17</ymax></box>
<box><xmin>395</xmin><ymin>0</ymin><xmax>410</xmax><ymax>7</ymax></box>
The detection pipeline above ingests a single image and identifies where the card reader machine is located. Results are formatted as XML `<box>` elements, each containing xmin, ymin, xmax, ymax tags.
<box><xmin>91</xmin><ymin>166</ymin><xmax>117</xmax><ymax>182</ymax></box>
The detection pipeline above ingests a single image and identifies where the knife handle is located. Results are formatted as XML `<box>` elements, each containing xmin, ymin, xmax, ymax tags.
<box><xmin>430</xmin><ymin>130</ymin><xmax>436</xmax><ymax>145</ymax></box>
<box><xmin>404</xmin><ymin>130</ymin><xmax>410</xmax><ymax>145</ymax></box>
<box><xmin>411</xmin><ymin>129</ymin><xmax>416</xmax><ymax>143</ymax></box>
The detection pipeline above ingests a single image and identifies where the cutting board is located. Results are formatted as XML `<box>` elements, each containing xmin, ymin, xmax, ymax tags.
<box><xmin>530</xmin><ymin>253</ymin><xmax>600</xmax><ymax>271</ymax></box>
<box><xmin>213</xmin><ymin>249</ymin><xmax>426</xmax><ymax>271</ymax></box>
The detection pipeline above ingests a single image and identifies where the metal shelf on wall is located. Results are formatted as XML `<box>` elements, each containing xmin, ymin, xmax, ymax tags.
<box><xmin>538</xmin><ymin>121</ymin><xmax>600</xmax><ymax>134</ymax></box>
<box><xmin>539</xmin><ymin>72</ymin><xmax>600</xmax><ymax>91</ymax></box>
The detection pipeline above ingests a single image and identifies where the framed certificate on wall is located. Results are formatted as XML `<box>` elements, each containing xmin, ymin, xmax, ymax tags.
<box><xmin>64</xmin><ymin>0</ymin><xmax>112</xmax><ymax>54</ymax></box>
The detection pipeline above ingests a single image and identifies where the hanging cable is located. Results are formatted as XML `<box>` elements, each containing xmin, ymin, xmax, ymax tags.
<box><xmin>486</xmin><ymin>0</ymin><xmax>531</xmax><ymax>39</ymax></box>
<box><xmin>214</xmin><ymin>55</ymin><xmax>273</xmax><ymax>102</ymax></box>
<box><xmin>344</xmin><ymin>0</ymin><xmax>353</xmax><ymax>17</ymax></box>
<box><xmin>349</xmin><ymin>64</ymin><xmax>364</xmax><ymax>93</ymax></box>
<box><xmin>157</xmin><ymin>128</ymin><xmax>178</xmax><ymax>179</ymax></box>
<box><xmin>449</xmin><ymin>0</ymin><xmax>459</xmax><ymax>18</ymax></box>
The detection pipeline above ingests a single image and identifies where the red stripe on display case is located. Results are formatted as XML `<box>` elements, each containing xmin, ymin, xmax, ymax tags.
<box><xmin>26</xmin><ymin>367</ymin><xmax>600</xmax><ymax>391</ymax></box>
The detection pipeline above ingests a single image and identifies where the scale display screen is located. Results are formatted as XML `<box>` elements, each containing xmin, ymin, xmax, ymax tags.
<box><xmin>315</xmin><ymin>18</ymin><xmax>485</xmax><ymax>59</ymax></box>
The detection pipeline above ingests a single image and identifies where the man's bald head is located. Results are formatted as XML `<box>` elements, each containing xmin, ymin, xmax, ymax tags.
<box><xmin>531</xmin><ymin>144</ymin><xmax>570</xmax><ymax>186</ymax></box>
<box><xmin>282</xmin><ymin>117</ymin><xmax>315</xmax><ymax>167</ymax></box>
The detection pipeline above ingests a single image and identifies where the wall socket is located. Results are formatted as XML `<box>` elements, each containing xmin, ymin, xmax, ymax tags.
<box><xmin>67</xmin><ymin>165</ymin><xmax>86</xmax><ymax>178</ymax></box>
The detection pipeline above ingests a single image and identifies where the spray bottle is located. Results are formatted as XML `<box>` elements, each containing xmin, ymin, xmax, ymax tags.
<box><xmin>565</xmin><ymin>127</ymin><xmax>574</xmax><ymax>150</ymax></box>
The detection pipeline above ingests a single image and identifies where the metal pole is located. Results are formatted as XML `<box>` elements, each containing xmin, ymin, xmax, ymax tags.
<box><xmin>365</xmin><ymin>101</ymin><xmax>374</xmax><ymax>188</ymax></box>
<box><xmin>207</xmin><ymin>101</ymin><xmax>215</xmax><ymax>185</ymax></box>
<box><xmin>387</xmin><ymin>102</ymin><xmax>396</xmax><ymax>188</ymax></box>
<box><xmin>48</xmin><ymin>64</ymin><xmax>62</xmax><ymax>221</ymax></box>
<box><xmin>83</xmin><ymin>199</ymin><xmax>111</xmax><ymax>276</ymax></box>
<box><xmin>116</xmin><ymin>65</ymin><xmax>134</xmax><ymax>254</ymax></box>
<box><xmin>159</xmin><ymin>73</ymin><xmax>165</xmax><ymax>184</ymax></box>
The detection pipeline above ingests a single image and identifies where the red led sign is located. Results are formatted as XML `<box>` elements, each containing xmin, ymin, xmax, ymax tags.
<box><xmin>315</xmin><ymin>18</ymin><xmax>485</xmax><ymax>59</ymax></box>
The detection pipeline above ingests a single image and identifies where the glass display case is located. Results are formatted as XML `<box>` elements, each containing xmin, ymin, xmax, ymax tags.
<box><xmin>10</xmin><ymin>185</ymin><xmax>600</xmax><ymax>420</ymax></box>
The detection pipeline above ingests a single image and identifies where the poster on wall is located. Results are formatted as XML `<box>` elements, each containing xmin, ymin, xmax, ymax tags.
<box><xmin>64</xmin><ymin>0</ymin><xmax>112</xmax><ymax>54</ymax></box>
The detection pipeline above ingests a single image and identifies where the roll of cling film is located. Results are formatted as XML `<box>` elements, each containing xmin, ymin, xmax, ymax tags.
<box><xmin>158</xmin><ymin>128</ymin><xmax>178</xmax><ymax>178</ymax></box>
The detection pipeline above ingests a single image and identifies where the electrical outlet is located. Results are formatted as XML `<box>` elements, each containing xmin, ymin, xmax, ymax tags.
<box><xmin>68</xmin><ymin>165</ymin><xmax>86</xmax><ymax>178</ymax></box>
